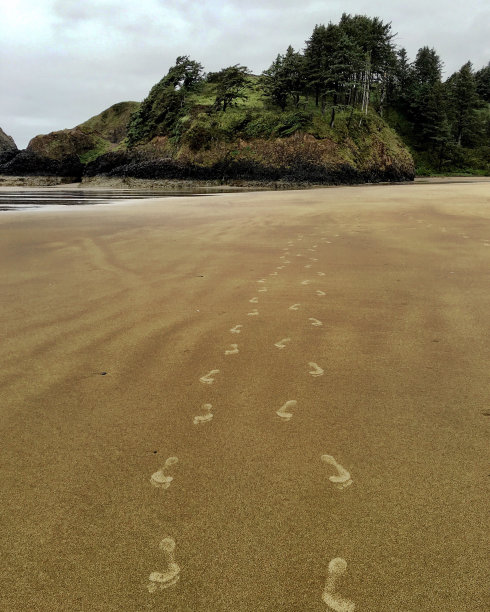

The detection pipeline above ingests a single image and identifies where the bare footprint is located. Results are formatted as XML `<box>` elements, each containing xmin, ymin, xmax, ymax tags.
<box><xmin>269</xmin><ymin>272</ymin><xmax>278</xmax><ymax>276</ymax></box>
<box><xmin>277</xmin><ymin>266</ymin><xmax>285</xmax><ymax>270</ymax></box>
<box><xmin>322</xmin><ymin>558</ymin><xmax>355</xmax><ymax>611</ymax></box>
<box><xmin>225</xmin><ymin>344</ymin><xmax>239</xmax><ymax>355</ymax></box>
<box><xmin>308</xmin><ymin>362</ymin><xmax>324</xmax><ymax>377</ymax></box>
<box><xmin>258</xmin><ymin>288</ymin><xmax>267</xmax><ymax>293</ymax></box>
<box><xmin>199</xmin><ymin>370</ymin><xmax>219</xmax><ymax>385</ymax></box>
<box><xmin>148</xmin><ymin>537</ymin><xmax>180</xmax><ymax>592</ymax></box>
<box><xmin>150</xmin><ymin>457</ymin><xmax>179</xmax><ymax>490</ymax></box>
<box><xmin>321</xmin><ymin>455</ymin><xmax>353</xmax><ymax>490</ymax></box>
<box><xmin>289</xmin><ymin>303</ymin><xmax>300</xmax><ymax>311</ymax></box>
<box><xmin>257</xmin><ymin>279</ymin><xmax>266</xmax><ymax>283</ymax></box>
<box><xmin>230</xmin><ymin>325</ymin><xmax>242</xmax><ymax>334</ymax></box>
<box><xmin>247</xmin><ymin>309</ymin><xmax>259</xmax><ymax>316</ymax></box>
<box><xmin>317</xmin><ymin>272</ymin><xmax>326</xmax><ymax>276</ymax></box>
<box><xmin>249</xmin><ymin>297</ymin><xmax>259</xmax><ymax>303</ymax></box>
<box><xmin>193</xmin><ymin>403</ymin><xmax>213</xmax><ymax>425</ymax></box>
<box><xmin>309</xmin><ymin>317</ymin><xmax>323</xmax><ymax>326</ymax></box>
<box><xmin>310</xmin><ymin>257</ymin><xmax>319</xmax><ymax>261</ymax></box>
<box><xmin>276</xmin><ymin>400</ymin><xmax>297</xmax><ymax>421</ymax></box>
<box><xmin>301</xmin><ymin>280</ymin><xmax>311</xmax><ymax>285</ymax></box>
<box><xmin>274</xmin><ymin>338</ymin><xmax>291</xmax><ymax>349</ymax></box>
<box><xmin>316</xmin><ymin>290</ymin><xmax>326</xmax><ymax>296</ymax></box>
<box><xmin>305</xmin><ymin>264</ymin><xmax>312</xmax><ymax>269</ymax></box>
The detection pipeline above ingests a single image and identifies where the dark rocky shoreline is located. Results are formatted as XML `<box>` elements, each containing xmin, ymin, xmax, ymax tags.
<box><xmin>0</xmin><ymin>149</ymin><xmax>415</xmax><ymax>187</ymax></box>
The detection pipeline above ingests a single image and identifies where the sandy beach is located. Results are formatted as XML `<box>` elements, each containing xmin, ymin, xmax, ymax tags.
<box><xmin>1</xmin><ymin>181</ymin><xmax>489</xmax><ymax>611</ymax></box>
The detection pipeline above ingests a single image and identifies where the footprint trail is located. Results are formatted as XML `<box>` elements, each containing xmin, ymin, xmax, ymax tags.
<box><xmin>193</xmin><ymin>403</ymin><xmax>214</xmax><ymax>425</ymax></box>
<box><xmin>308</xmin><ymin>362</ymin><xmax>324</xmax><ymax>377</ymax></box>
<box><xmin>199</xmin><ymin>370</ymin><xmax>219</xmax><ymax>385</ymax></box>
<box><xmin>148</xmin><ymin>537</ymin><xmax>180</xmax><ymax>592</ymax></box>
<box><xmin>225</xmin><ymin>344</ymin><xmax>239</xmax><ymax>355</ymax></box>
<box><xmin>274</xmin><ymin>338</ymin><xmax>291</xmax><ymax>349</ymax></box>
<box><xmin>321</xmin><ymin>455</ymin><xmax>353</xmax><ymax>490</ymax></box>
<box><xmin>150</xmin><ymin>457</ymin><xmax>179</xmax><ymax>490</ymax></box>
<box><xmin>276</xmin><ymin>400</ymin><xmax>297</xmax><ymax>421</ymax></box>
<box><xmin>322</xmin><ymin>558</ymin><xmax>355</xmax><ymax>611</ymax></box>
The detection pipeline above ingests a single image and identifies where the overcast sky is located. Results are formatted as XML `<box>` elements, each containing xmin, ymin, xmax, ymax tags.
<box><xmin>1</xmin><ymin>0</ymin><xmax>489</xmax><ymax>148</ymax></box>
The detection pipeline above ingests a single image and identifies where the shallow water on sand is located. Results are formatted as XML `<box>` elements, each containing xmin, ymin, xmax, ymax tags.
<box><xmin>0</xmin><ymin>188</ymin><xmax>220</xmax><ymax>211</ymax></box>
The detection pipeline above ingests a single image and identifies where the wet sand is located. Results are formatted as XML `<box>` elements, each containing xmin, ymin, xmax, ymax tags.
<box><xmin>1</xmin><ymin>181</ymin><xmax>489</xmax><ymax>611</ymax></box>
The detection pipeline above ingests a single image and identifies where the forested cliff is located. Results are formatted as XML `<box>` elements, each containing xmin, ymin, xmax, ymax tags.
<box><xmin>1</xmin><ymin>14</ymin><xmax>488</xmax><ymax>183</ymax></box>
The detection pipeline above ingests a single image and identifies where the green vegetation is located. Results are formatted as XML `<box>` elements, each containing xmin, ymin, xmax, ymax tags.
<box><xmin>25</xmin><ymin>14</ymin><xmax>487</xmax><ymax>178</ymax></box>
<box><xmin>123</xmin><ymin>14</ymin><xmax>488</xmax><ymax>176</ymax></box>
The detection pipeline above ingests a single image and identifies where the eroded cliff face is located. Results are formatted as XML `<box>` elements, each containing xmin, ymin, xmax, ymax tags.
<box><xmin>0</xmin><ymin>127</ymin><xmax>17</xmax><ymax>153</ymax></box>
<box><xmin>82</xmin><ymin>129</ymin><xmax>414</xmax><ymax>184</ymax></box>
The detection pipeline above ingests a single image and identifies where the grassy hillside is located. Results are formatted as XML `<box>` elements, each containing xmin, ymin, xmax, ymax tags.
<box><xmin>27</xmin><ymin>101</ymin><xmax>140</xmax><ymax>163</ymax></box>
<box><xmin>122</xmin><ymin>76</ymin><xmax>413</xmax><ymax>181</ymax></box>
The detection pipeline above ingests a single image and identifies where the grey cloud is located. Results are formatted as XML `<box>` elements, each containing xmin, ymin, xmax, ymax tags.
<box><xmin>1</xmin><ymin>0</ymin><xmax>488</xmax><ymax>148</ymax></box>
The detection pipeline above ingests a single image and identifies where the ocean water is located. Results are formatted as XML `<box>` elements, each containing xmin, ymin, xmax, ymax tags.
<box><xmin>0</xmin><ymin>188</ymin><xmax>220</xmax><ymax>211</ymax></box>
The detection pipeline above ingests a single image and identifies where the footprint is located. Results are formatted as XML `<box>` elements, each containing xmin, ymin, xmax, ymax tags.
<box><xmin>249</xmin><ymin>297</ymin><xmax>259</xmax><ymax>303</ymax></box>
<box><xmin>274</xmin><ymin>338</ymin><xmax>291</xmax><ymax>349</ymax></box>
<box><xmin>296</xmin><ymin>254</ymin><xmax>303</xmax><ymax>257</ymax></box>
<box><xmin>301</xmin><ymin>280</ymin><xmax>311</xmax><ymax>285</ymax></box>
<box><xmin>316</xmin><ymin>290</ymin><xmax>326</xmax><ymax>296</ymax></box>
<box><xmin>322</xmin><ymin>557</ymin><xmax>355</xmax><ymax>611</ymax></box>
<box><xmin>193</xmin><ymin>403</ymin><xmax>213</xmax><ymax>425</ymax></box>
<box><xmin>230</xmin><ymin>325</ymin><xmax>243</xmax><ymax>334</ymax></box>
<box><xmin>283</xmin><ymin>260</ymin><xmax>291</xmax><ymax>264</ymax></box>
<box><xmin>312</xmin><ymin>244</ymin><xmax>318</xmax><ymax>248</ymax></box>
<box><xmin>148</xmin><ymin>537</ymin><xmax>180</xmax><ymax>592</ymax></box>
<box><xmin>150</xmin><ymin>457</ymin><xmax>179</xmax><ymax>490</ymax></box>
<box><xmin>276</xmin><ymin>400</ymin><xmax>297</xmax><ymax>421</ymax></box>
<box><xmin>289</xmin><ymin>303</ymin><xmax>300</xmax><ymax>311</ymax></box>
<box><xmin>258</xmin><ymin>288</ymin><xmax>267</xmax><ymax>293</ymax></box>
<box><xmin>257</xmin><ymin>279</ymin><xmax>266</xmax><ymax>283</ymax></box>
<box><xmin>309</xmin><ymin>317</ymin><xmax>323</xmax><ymax>326</ymax></box>
<box><xmin>305</xmin><ymin>264</ymin><xmax>312</xmax><ymax>269</ymax></box>
<box><xmin>317</xmin><ymin>272</ymin><xmax>326</xmax><ymax>276</ymax></box>
<box><xmin>321</xmin><ymin>455</ymin><xmax>353</xmax><ymax>490</ymax></box>
<box><xmin>199</xmin><ymin>370</ymin><xmax>219</xmax><ymax>385</ymax></box>
<box><xmin>310</xmin><ymin>257</ymin><xmax>318</xmax><ymax>261</ymax></box>
<box><xmin>247</xmin><ymin>309</ymin><xmax>259</xmax><ymax>316</ymax></box>
<box><xmin>308</xmin><ymin>362</ymin><xmax>324</xmax><ymax>377</ymax></box>
<box><xmin>277</xmin><ymin>266</ymin><xmax>285</xmax><ymax>270</ymax></box>
<box><xmin>269</xmin><ymin>272</ymin><xmax>278</xmax><ymax>276</ymax></box>
<box><xmin>225</xmin><ymin>344</ymin><xmax>239</xmax><ymax>355</ymax></box>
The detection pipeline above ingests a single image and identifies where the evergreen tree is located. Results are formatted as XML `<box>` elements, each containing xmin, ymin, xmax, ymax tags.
<box><xmin>338</xmin><ymin>14</ymin><xmax>396</xmax><ymax>114</ymax></box>
<box><xmin>475</xmin><ymin>62</ymin><xmax>490</xmax><ymax>102</ymax></box>
<box><xmin>413</xmin><ymin>47</ymin><xmax>442</xmax><ymax>87</ymax></box>
<box><xmin>261</xmin><ymin>46</ymin><xmax>306</xmax><ymax>110</ymax></box>
<box><xmin>127</xmin><ymin>56</ymin><xmax>203</xmax><ymax>146</ymax></box>
<box><xmin>447</xmin><ymin>62</ymin><xmax>480</xmax><ymax>145</ymax></box>
<box><xmin>207</xmin><ymin>65</ymin><xmax>250</xmax><ymax>112</ymax></box>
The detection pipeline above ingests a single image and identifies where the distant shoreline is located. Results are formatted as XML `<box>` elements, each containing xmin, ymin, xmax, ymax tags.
<box><xmin>1</xmin><ymin>174</ymin><xmax>489</xmax><ymax>190</ymax></box>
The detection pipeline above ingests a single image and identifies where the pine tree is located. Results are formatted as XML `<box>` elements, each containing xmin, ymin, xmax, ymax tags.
<box><xmin>207</xmin><ymin>65</ymin><xmax>250</xmax><ymax>112</ymax></box>
<box><xmin>475</xmin><ymin>62</ymin><xmax>490</xmax><ymax>102</ymax></box>
<box><xmin>447</xmin><ymin>62</ymin><xmax>480</xmax><ymax>145</ymax></box>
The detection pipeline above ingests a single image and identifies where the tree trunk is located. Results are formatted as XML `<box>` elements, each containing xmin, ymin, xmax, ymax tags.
<box><xmin>330</xmin><ymin>92</ymin><xmax>337</xmax><ymax>128</ymax></box>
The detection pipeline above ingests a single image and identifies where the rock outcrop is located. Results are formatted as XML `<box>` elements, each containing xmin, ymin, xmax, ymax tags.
<box><xmin>26</xmin><ymin>101</ymin><xmax>140</xmax><ymax>162</ymax></box>
<box><xmin>0</xmin><ymin>127</ymin><xmax>17</xmax><ymax>152</ymax></box>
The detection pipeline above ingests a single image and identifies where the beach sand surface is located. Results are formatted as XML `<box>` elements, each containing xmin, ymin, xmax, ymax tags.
<box><xmin>0</xmin><ymin>182</ymin><xmax>489</xmax><ymax>611</ymax></box>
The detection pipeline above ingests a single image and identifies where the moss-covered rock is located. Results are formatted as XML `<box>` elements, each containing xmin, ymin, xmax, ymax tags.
<box><xmin>26</xmin><ymin>102</ymin><xmax>140</xmax><ymax>163</ymax></box>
